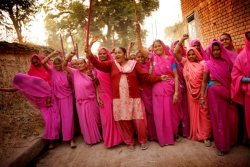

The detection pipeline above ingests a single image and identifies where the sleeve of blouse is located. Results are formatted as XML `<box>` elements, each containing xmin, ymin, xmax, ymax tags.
<box><xmin>135</xmin><ymin>64</ymin><xmax>161</xmax><ymax>83</ymax></box>
<box><xmin>201</xmin><ymin>60</ymin><xmax>208</xmax><ymax>73</ymax></box>
<box><xmin>88</xmin><ymin>56</ymin><xmax>112</xmax><ymax>73</ymax></box>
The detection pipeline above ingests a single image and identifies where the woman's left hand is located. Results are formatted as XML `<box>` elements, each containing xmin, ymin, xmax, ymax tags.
<box><xmin>173</xmin><ymin>93</ymin><xmax>178</xmax><ymax>104</ymax></box>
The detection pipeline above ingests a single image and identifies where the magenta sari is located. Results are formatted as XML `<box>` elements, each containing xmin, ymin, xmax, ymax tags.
<box><xmin>170</xmin><ymin>41</ymin><xmax>189</xmax><ymax>137</ymax></box>
<box><xmin>139</xmin><ymin>61</ymin><xmax>157</xmax><ymax>141</ymax></box>
<box><xmin>95</xmin><ymin>47</ymin><xmax>122</xmax><ymax>147</ymax></box>
<box><xmin>207</xmin><ymin>41</ymin><xmax>238</xmax><ymax>152</ymax></box>
<box><xmin>13</xmin><ymin>73</ymin><xmax>60</xmax><ymax>140</ymax></box>
<box><xmin>72</xmin><ymin>69</ymin><xmax>102</xmax><ymax>144</ymax></box>
<box><xmin>49</xmin><ymin>68</ymin><xmax>74</xmax><ymax>141</ymax></box>
<box><xmin>231</xmin><ymin>33</ymin><xmax>250</xmax><ymax>139</ymax></box>
<box><xmin>152</xmin><ymin>40</ymin><xmax>182</xmax><ymax>146</ymax></box>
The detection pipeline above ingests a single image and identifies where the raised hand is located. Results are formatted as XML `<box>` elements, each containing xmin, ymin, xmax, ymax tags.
<box><xmin>90</xmin><ymin>36</ymin><xmax>99</xmax><ymax>45</ymax></box>
<box><xmin>181</xmin><ymin>34</ymin><xmax>189</xmax><ymax>41</ymax></box>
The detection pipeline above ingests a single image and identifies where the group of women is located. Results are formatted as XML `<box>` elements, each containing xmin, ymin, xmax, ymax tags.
<box><xmin>1</xmin><ymin>26</ymin><xmax>250</xmax><ymax>156</ymax></box>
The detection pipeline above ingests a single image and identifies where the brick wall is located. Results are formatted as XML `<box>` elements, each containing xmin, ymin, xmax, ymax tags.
<box><xmin>180</xmin><ymin>0</ymin><xmax>250</xmax><ymax>50</ymax></box>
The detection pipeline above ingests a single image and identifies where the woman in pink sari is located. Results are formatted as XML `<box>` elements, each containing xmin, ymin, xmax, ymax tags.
<box><xmin>64</xmin><ymin>53</ymin><xmax>102</xmax><ymax>145</ymax></box>
<box><xmin>174</xmin><ymin>34</ymin><xmax>212</xmax><ymax>146</ymax></box>
<box><xmin>11</xmin><ymin>74</ymin><xmax>60</xmax><ymax>148</ymax></box>
<box><xmin>219</xmin><ymin>33</ymin><xmax>238</xmax><ymax>62</ymax></box>
<box><xmin>231</xmin><ymin>31</ymin><xmax>250</xmax><ymax>140</ymax></box>
<box><xmin>206</xmin><ymin>40</ymin><xmax>238</xmax><ymax>155</ymax></box>
<box><xmin>189</xmin><ymin>39</ymin><xmax>209</xmax><ymax>60</ymax></box>
<box><xmin>95</xmin><ymin>47</ymin><xmax>123</xmax><ymax>148</ymax></box>
<box><xmin>135</xmin><ymin>51</ymin><xmax>157</xmax><ymax>141</ymax></box>
<box><xmin>41</xmin><ymin>55</ymin><xmax>76</xmax><ymax>148</ymax></box>
<box><xmin>136</xmin><ymin>24</ymin><xmax>182</xmax><ymax>146</ymax></box>
<box><xmin>170</xmin><ymin>40</ymin><xmax>189</xmax><ymax>137</ymax></box>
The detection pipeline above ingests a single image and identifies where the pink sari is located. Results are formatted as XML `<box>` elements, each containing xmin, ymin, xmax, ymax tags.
<box><xmin>49</xmin><ymin>68</ymin><xmax>74</xmax><ymax>141</ymax></box>
<box><xmin>231</xmin><ymin>33</ymin><xmax>250</xmax><ymax>138</ymax></box>
<box><xmin>190</xmin><ymin>39</ymin><xmax>209</xmax><ymax>60</ymax></box>
<box><xmin>95</xmin><ymin>48</ymin><xmax>122</xmax><ymax>147</ymax></box>
<box><xmin>206</xmin><ymin>41</ymin><xmax>238</xmax><ymax>152</ymax></box>
<box><xmin>13</xmin><ymin>73</ymin><xmax>60</xmax><ymax>140</ymax></box>
<box><xmin>152</xmin><ymin>40</ymin><xmax>182</xmax><ymax>146</ymax></box>
<box><xmin>27</xmin><ymin>55</ymin><xmax>51</xmax><ymax>84</ymax></box>
<box><xmin>183</xmin><ymin>47</ymin><xmax>212</xmax><ymax>141</ymax></box>
<box><xmin>72</xmin><ymin>69</ymin><xmax>102</xmax><ymax>144</ymax></box>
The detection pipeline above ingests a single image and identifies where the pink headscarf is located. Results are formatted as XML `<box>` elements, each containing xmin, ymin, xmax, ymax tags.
<box><xmin>95</xmin><ymin>47</ymin><xmax>113</xmax><ymax>96</ymax></box>
<box><xmin>170</xmin><ymin>40</ymin><xmax>186</xmax><ymax>57</ymax></box>
<box><xmin>206</xmin><ymin>40</ymin><xmax>233</xmax><ymax>88</ymax></box>
<box><xmin>152</xmin><ymin>39</ymin><xmax>172</xmax><ymax>57</ymax></box>
<box><xmin>27</xmin><ymin>55</ymin><xmax>51</xmax><ymax>84</ymax></box>
<box><xmin>218</xmin><ymin>34</ymin><xmax>238</xmax><ymax>62</ymax></box>
<box><xmin>189</xmin><ymin>39</ymin><xmax>209</xmax><ymax>60</ymax></box>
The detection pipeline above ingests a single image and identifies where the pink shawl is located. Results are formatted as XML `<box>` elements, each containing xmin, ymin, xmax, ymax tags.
<box><xmin>27</xmin><ymin>55</ymin><xmax>51</xmax><ymax>84</ymax></box>
<box><xmin>206</xmin><ymin>40</ymin><xmax>233</xmax><ymax>89</ymax></box>
<box><xmin>13</xmin><ymin>73</ymin><xmax>54</xmax><ymax>108</ymax></box>
<box><xmin>183</xmin><ymin>47</ymin><xmax>206</xmax><ymax>99</ymax></box>
<box><xmin>231</xmin><ymin>32</ymin><xmax>250</xmax><ymax>104</ymax></box>
<box><xmin>189</xmin><ymin>39</ymin><xmax>209</xmax><ymax>60</ymax></box>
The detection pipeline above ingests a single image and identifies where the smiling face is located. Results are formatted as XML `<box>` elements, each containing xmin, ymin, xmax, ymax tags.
<box><xmin>98</xmin><ymin>48</ymin><xmax>108</xmax><ymax>61</ymax></box>
<box><xmin>153</xmin><ymin>41</ymin><xmax>164</xmax><ymax>55</ymax></box>
<box><xmin>220</xmin><ymin>34</ymin><xmax>232</xmax><ymax>49</ymax></box>
<box><xmin>187</xmin><ymin>49</ymin><xmax>197</xmax><ymax>62</ymax></box>
<box><xmin>135</xmin><ymin>52</ymin><xmax>145</xmax><ymax>64</ymax></box>
<box><xmin>77</xmin><ymin>59</ymin><xmax>87</xmax><ymax>72</ymax></box>
<box><xmin>53</xmin><ymin>57</ymin><xmax>63</xmax><ymax>71</ymax></box>
<box><xmin>212</xmin><ymin>43</ymin><xmax>221</xmax><ymax>58</ymax></box>
<box><xmin>114</xmin><ymin>47</ymin><xmax>126</xmax><ymax>64</ymax></box>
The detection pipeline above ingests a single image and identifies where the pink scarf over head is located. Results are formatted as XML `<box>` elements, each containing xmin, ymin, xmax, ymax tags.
<box><xmin>96</xmin><ymin>47</ymin><xmax>113</xmax><ymax>95</ymax></box>
<box><xmin>218</xmin><ymin>35</ymin><xmax>238</xmax><ymax>62</ymax></box>
<box><xmin>189</xmin><ymin>39</ymin><xmax>209</xmax><ymax>60</ymax></box>
<box><xmin>206</xmin><ymin>40</ymin><xmax>233</xmax><ymax>88</ymax></box>
<box><xmin>152</xmin><ymin>39</ymin><xmax>172</xmax><ymax>57</ymax></box>
<box><xmin>13</xmin><ymin>73</ymin><xmax>53</xmax><ymax>108</ymax></box>
<box><xmin>170</xmin><ymin>40</ymin><xmax>186</xmax><ymax>57</ymax></box>
<box><xmin>27</xmin><ymin>55</ymin><xmax>51</xmax><ymax>84</ymax></box>
<box><xmin>183</xmin><ymin>47</ymin><xmax>205</xmax><ymax>99</ymax></box>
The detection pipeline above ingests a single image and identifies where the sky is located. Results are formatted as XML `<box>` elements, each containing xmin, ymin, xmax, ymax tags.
<box><xmin>2</xmin><ymin>0</ymin><xmax>182</xmax><ymax>49</ymax></box>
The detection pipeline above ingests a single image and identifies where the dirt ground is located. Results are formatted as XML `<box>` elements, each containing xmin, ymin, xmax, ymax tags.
<box><xmin>34</xmin><ymin>136</ymin><xmax>250</xmax><ymax>167</ymax></box>
<box><xmin>0</xmin><ymin>101</ymin><xmax>44</xmax><ymax>162</ymax></box>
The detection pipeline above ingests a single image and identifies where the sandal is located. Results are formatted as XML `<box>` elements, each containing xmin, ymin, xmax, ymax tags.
<box><xmin>141</xmin><ymin>143</ymin><xmax>149</xmax><ymax>150</ymax></box>
<box><xmin>204</xmin><ymin>140</ymin><xmax>211</xmax><ymax>147</ymax></box>
<box><xmin>127</xmin><ymin>145</ymin><xmax>135</xmax><ymax>151</ymax></box>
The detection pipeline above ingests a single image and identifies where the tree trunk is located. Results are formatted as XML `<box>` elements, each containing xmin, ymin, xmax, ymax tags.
<box><xmin>8</xmin><ymin>10</ymin><xmax>23</xmax><ymax>43</ymax></box>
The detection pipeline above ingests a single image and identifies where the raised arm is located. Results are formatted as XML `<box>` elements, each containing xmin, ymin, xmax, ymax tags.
<box><xmin>85</xmin><ymin>38</ymin><xmax>112</xmax><ymax>73</ymax></box>
<box><xmin>63</xmin><ymin>51</ymin><xmax>76</xmax><ymax>73</ymax></box>
<box><xmin>136</xmin><ymin>23</ymin><xmax>149</xmax><ymax>57</ymax></box>
<box><xmin>174</xmin><ymin>34</ymin><xmax>189</xmax><ymax>62</ymax></box>
<box><xmin>127</xmin><ymin>42</ymin><xmax>135</xmax><ymax>59</ymax></box>
<box><xmin>41</xmin><ymin>50</ymin><xmax>58</xmax><ymax>69</ymax></box>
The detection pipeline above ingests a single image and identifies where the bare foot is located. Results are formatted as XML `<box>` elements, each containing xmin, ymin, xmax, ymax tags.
<box><xmin>127</xmin><ymin>145</ymin><xmax>135</xmax><ymax>151</ymax></box>
<box><xmin>48</xmin><ymin>143</ymin><xmax>55</xmax><ymax>149</ymax></box>
<box><xmin>141</xmin><ymin>143</ymin><xmax>149</xmax><ymax>150</ymax></box>
<box><xmin>216</xmin><ymin>150</ymin><xmax>225</xmax><ymax>156</ymax></box>
<box><xmin>70</xmin><ymin>140</ymin><xmax>76</xmax><ymax>149</ymax></box>
<box><xmin>204</xmin><ymin>140</ymin><xmax>211</xmax><ymax>147</ymax></box>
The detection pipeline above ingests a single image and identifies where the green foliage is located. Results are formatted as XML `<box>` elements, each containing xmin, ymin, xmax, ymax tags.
<box><xmin>0</xmin><ymin>0</ymin><xmax>40</xmax><ymax>43</ymax></box>
<box><xmin>43</xmin><ymin>0</ymin><xmax>159</xmax><ymax>55</ymax></box>
<box><xmin>164</xmin><ymin>22</ymin><xmax>184</xmax><ymax>43</ymax></box>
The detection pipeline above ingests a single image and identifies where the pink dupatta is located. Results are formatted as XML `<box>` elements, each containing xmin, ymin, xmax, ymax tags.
<box><xmin>190</xmin><ymin>39</ymin><xmax>209</xmax><ymax>60</ymax></box>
